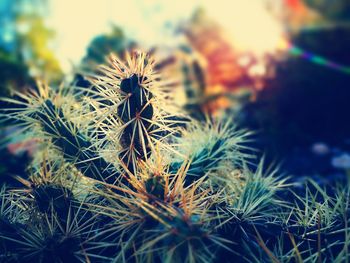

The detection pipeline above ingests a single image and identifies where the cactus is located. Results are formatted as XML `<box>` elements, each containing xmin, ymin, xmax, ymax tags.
<box><xmin>0</xmin><ymin>186</ymin><xmax>26</xmax><ymax>261</ymax></box>
<box><xmin>1</xmin><ymin>51</ymin><xmax>350</xmax><ymax>262</ymax></box>
<box><xmin>168</xmin><ymin>121</ymin><xmax>252</xmax><ymax>186</ymax></box>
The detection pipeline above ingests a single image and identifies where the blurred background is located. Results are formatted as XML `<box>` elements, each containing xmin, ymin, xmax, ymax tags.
<box><xmin>1</xmin><ymin>0</ymin><xmax>350</xmax><ymax>187</ymax></box>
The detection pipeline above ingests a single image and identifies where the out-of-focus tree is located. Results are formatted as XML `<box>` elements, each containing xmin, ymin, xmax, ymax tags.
<box><xmin>266</xmin><ymin>0</ymin><xmax>322</xmax><ymax>32</ymax></box>
<box><xmin>266</xmin><ymin>0</ymin><xmax>350</xmax><ymax>33</ymax></box>
<box><xmin>80</xmin><ymin>25</ymin><xmax>129</xmax><ymax>71</ymax></box>
<box><xmin>74</xmin><ymin>24</ymin><xmax>131</xmax><ymax>90</ymax></box>
<box><xmin>180</xmin><ymin>9</ymin><xmax>254</xmax><ymax>116</ymax></box>
<box><xmin>0</xmin><ymin>48</ymin><xmax>32</xmax><ymax>96</ymax></box>
<box><xmin>304</xmin><ymin>0</ymin><xmax>350</xmax><ymax>21</ymax></box>
<box><xmin>16</xmin><ymin>14</ymin><xmax>63</xmax><ymax>83</ymax></box>
<box><xmin>0</xmin><ymin>0</ymin><xmax>62</xmax><ymax>91</ymax></box>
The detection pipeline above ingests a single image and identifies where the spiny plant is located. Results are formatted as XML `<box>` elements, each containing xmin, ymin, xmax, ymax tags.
<box><xmin>168</xmin><ymin>120</ymin><xmax>252</xmax><ymax>186</ymax></box>
<box><xmin>86</xmin><ymin>159</ymin><xmax>230</xmax><ymax>263</ymax></box>
<box><xmin>0</xmin><ymin>186</ymin><xmax>27</xmax><ymax>261</ymax></box>
<box><xmin>1</xmin><ymin>51</ymin><xmax>349</xmax><ymax>262</ymax></box>
<box><xmin>255</xmin><ymin>180</ymin><xmax>350</xmax><ymax>263</ymax></box>
<box><xmin>0</xmin><ymin>198</ymin><xmax>107</xmax><ymax>263</ymax></box>
<box><xmin>0</xmin><ymin>161</ymin><xmax>115</xmax><ymax>263</ymax></box>
<box><xmin>87</xmin><ymin>52</ymin><xmax>182</xmax><ymax>174</ymax></box>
